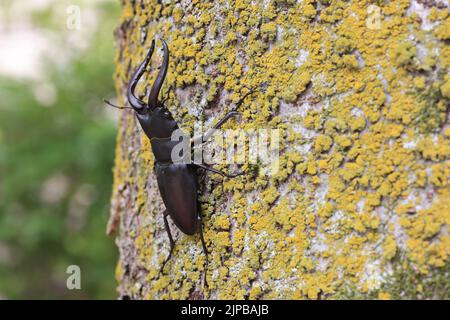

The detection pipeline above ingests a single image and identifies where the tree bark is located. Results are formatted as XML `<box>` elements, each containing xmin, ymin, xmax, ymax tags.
<box><xmin>109</xmin><ymin>0</ymin><xmax>450</xmax><ymax>299</ymax></box>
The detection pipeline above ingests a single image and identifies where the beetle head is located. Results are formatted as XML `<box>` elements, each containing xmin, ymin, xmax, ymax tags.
<box><xmin>128</xmin><ymin>39</ymin><xmax>179</xmax><ymax>139</ymax></box>
<box><xmin>136</xmin><ymin>103</ymin><xmax>179</xmax><ymax>139</ymax></box>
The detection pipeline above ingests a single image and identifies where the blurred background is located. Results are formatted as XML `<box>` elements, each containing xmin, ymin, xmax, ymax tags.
<box><xmin>0</xmin><ymin>0</ymin><xmax>120</xmax><ymax>299</ymax></box>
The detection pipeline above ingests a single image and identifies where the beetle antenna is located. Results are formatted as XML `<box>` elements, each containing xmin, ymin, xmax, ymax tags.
<box><xmin>103</xmin><ymin>99</ymin><xmax>133</xmax><ymax>110</ymax></box>
<box><xmin>160</xmin><ymin>86</ymin><xmax>174</xmax><ymax>106</ymax></box>
<box><xmin>161</xmin><ymin>96</ymin><xmax>169</xmax><ymax>106</ymax></box>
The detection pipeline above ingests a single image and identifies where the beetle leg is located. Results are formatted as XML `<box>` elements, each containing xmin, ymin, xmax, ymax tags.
<box><xmin>191</xmin><ymin>90</ymin><xmax>256</xmax><ymax>145</ymax></box>
<box><xmin>195</xmin><ymin>163</ymin><xmax>244</xmax><ymax>178</ymax></box>
<box><xmin>127</xmin><ymin>40</ymin><xmax>155</xmax><ymax>114</ymax></box>
<box><xmin>163</xmin><ymin>210</ymin><xmax>175</xmax><ymax>248</ymax></box>
<box><xmin>198</xmin><ymin>215</ymin><xmax>209</xmax><ymax>287</ymax></box>
<box><xmin>230</xmin><ymin>89</ymin><xmax>255</xmax><ymax>112</ymax></box>
<box><xmin>160</xmin><ymin>210</ymin><xmax>176</xmax><ymax>273</ymax></box>
<box><xmin>191</xmin><ymin>110</ymin><xmax>240</xmax><ymax>146</ymax></box>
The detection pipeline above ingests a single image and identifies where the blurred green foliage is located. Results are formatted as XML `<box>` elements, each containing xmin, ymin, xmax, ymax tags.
<box><xmin>0</xmin><ymin>1</ymin><xmax>120</xmax><ymax>299</ymax></box>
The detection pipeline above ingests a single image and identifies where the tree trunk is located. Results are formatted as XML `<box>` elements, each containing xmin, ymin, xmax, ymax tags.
<box><xmin>109</xmin><ymin>0</ymin><xmax>450</xmax><ymax>299</ymax></box>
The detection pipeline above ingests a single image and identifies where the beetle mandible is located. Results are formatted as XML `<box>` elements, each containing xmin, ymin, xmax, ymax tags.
<box><xmin>121</xmin><ymin>39</ymin><xmax>254</xmax><ymax>286</ymax></box>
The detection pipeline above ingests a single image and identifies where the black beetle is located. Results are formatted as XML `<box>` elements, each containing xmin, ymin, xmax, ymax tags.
<box><xmin>111</xmin><ymin>39</ymin><xmax>254</xmax><ymax>286</ymax></box>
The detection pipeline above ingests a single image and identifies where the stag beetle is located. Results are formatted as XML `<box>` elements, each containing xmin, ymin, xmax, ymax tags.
<box><xmin>109</xmin><ymin>39</ymin><xmax>254</xmax><ymax>286</ymax></box>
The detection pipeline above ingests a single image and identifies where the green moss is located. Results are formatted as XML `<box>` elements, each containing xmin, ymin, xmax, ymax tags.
<box><xmin>380</xmin><ymin>254</ymin><xmax>450</xmax><ymax>299</ymax></box>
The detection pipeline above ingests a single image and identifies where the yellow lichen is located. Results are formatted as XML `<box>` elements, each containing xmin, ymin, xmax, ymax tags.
<box><xmin>440</xmin><ymin>75</ymin><xmax>450</xmax><ymax>99</ymax></box>
<box><xmin>435</xmin><ymin>17</ymin><xmax>450</xmax><ymax>40</ymax></box>
<box><xmin>111</xmin><ymin>0</ymin><xmax>450</xmax><ymax>299</ymax></box>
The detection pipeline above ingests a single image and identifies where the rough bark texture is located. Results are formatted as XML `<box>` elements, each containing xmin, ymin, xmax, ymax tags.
<box><xmin>110</xmin><ymin>0</ymin><xmax>450</xmax><ymax>299</ymax></box>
